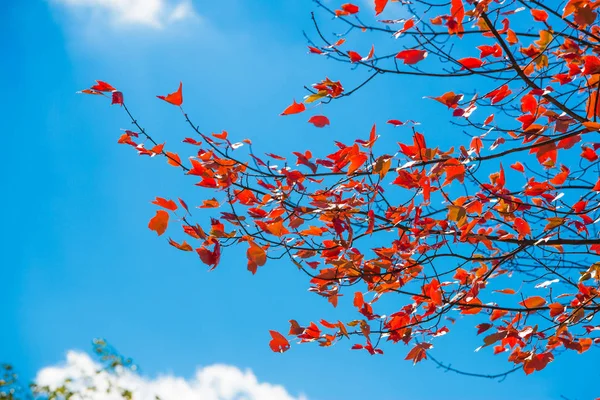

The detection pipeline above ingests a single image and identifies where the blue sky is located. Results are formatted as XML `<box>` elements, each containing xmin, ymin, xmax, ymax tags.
<box><xmin>2</xmin><ymin>0</ymin><xmax>598</xmax><ymax>399</ymax></box>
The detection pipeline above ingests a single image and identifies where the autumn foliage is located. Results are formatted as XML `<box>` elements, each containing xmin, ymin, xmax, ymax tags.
<box><xmin>82</xmin><ymin>0</ymin><xmax>600</xmax><ymax>376</ymax></box>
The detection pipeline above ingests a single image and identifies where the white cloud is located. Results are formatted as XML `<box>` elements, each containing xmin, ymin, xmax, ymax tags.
<box><xmin>50</xmin><ymin>0</ymin><xmax>199</xmax><ymax>28</ymax></box>
<box><xmin>35</xmin><ymin>351</ymin><xmax>307</xmax><ymax>400</ymax></box>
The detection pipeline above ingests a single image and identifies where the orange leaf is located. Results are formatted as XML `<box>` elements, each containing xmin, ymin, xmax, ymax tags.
<box><xmin>79</xmin><ymin>89</ymin><xmax>103</xmax><ymax>95</ymax></box>
<box><xmin>519</xmin><ymin>296</ymin><xmax>547</xmax><ymax>309</ymax></box>
<box><xmin>157</xmin><ymin>82</ymin><xmax>183</xmax><ymax>106</ymax></box>
<box><xmin>353</xmin><ymin>291</ymin><xmax>364</xmax><ymax>308</ymax></box>
<box><xmin>199</xmin><ymin>198</ymin><xmax>220</xmax><ymax>208</ymax></box>
<box><xmin>148</xmin><ymin>210</ymin><xmax>169</xmax><ymax>236</ymax></box>
<box><xmin>583</xmin><ymin>121</ymin><xmax>600</xmax><ymax>131</ymax></box>
<box><xmin>168</xmin><ymin>238</ymin><xmax>193</xmax><ymax>251</ymax></box>
<box><xmin>152</xmin><ymin>197</ymin><xmax>178</xmax><ymax>211</ymax></box>
<box><xmin>166</xmin><ymin>152</ymin><xmax>182</xmax><ymax>167</ymax></box>
<box><xmin>460</xmin><ymin>298</ymin><xmax>482</xmax><ymax>314</ymax></box>
<box><xmin>405</xmin><ymin>342</ymin><xmax>432</xmax><ymax>364</ymax></box>
<box><xmin>447</xmin><ymin>205</ymin><xmax>467</xmax><ymax>227</ymax></box>
<box><xmin>269</xmin><ymin>330</ymin><xmax>290</xmax><ymax>353</ymax></box>
<box><xmin>470</xmin><ymin>136</ymin><xmax>483</xmax><ymax>155</ymax></box>
<box><xmin>151</xmin><ymin>143</ymin><xmax>165</xmax><ymax>154</ymax></box>
<box><xmin>493</xmin><ymin>288</ymin><xmax>516</xmax><ymax>295</ymax></box>
<box><xmin>365</xmin><ymin>44</ymin><xmax>375</xmax><ymax>61</ymax></box>
<box><xmin>432</xmin><ymin>91</ymin><xmax>463</xmax><ymax>109</ymax></box>
<box><xmin>549</xmin><ymin>302</ymin><xmax>565</xmax><ymax>317</ymax></box>
<box><xmin>280</xmin><ymin>100</ymin><xmax>306</xmax><ymax>116</ymax></box>
<box><xmin>247</xmin><ymin>241</ymin><xmax>267</xmax><ymax>274</ymax></box>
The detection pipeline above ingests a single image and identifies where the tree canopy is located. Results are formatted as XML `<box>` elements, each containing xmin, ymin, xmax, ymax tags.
<box><xmin>80</xmin><ymin>0</ymin><xmax>600</xmax><ymax>376</ymax></box>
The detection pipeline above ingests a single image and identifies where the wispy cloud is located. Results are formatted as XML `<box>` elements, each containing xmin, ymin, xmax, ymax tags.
<box><xmin>50</xmin><ymin>0</ymin><xmax>199</xmax><ymax>28</ymax></box>
<box><xmin>36</xmin><ymin>351</ymin><xmax>307</xmax><ymax>400</ymax></box>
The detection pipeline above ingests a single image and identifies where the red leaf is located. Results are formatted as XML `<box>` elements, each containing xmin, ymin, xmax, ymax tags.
<box><xmin>478</xmin><ymin>44</ymin><xmax>502</xmax><ymax>58</ymax></box>
<box><xmin>510</xmin><ymin>162</ymin><xmax>525</xmax><ymax>173</ymax></box>
<box><xmin>484</xmin><ymin>84</ymin><xmax>512</xmax><ymax>104</ymax></box>
<box><xmin>269</xmin><ymin>330</ymin><xmax>290</xmax><ymax>353</ymax></box>
<box><xmin>581</xmin><ymin>146</ymin><xmax>599</xmax><ymax>162</ymax></box>
<box><xmin>111</xmin><ymin>91</ymin><xmax>124</xmax><ymax>106</ymax></box>
<box><xmin>265</xmin><ymin>152</ymin><xmax>287</xmax><ymax>160</ymax></box>
<box><xmin>521</xmin><ymin>94</ymin><xmax>538</xmax><ymax>114</ymax></box>
<box><xmin>426</xmin><ymin>279</ymin><xmax>443</xmax><ymax>306</ymax></box>
<box><xmin>157</xmin><ymin>82</ymin><xmax>183</xmax><ymax>106</ymax></box>
<box><xmin>374</xmin><ymin>0</ymin><xmax>388</xmax><ymax>15</ymax></box>
<box><xmin>531</xmin><ymin>8</ymin><xmax>548</xmax><ymax>22</ymax></box>
<box><xmin>394</xmin><ymin>19</ymin><xmax>414</xmax><ymax>37</ymax></box>
<box><xmin>196</xmin><ymin>242</ymin><xmax>221</xmax><ymax>269</ymax></box>
<box><xmin>583</xmin><ymin>56</ymin><xmax>600</xmax><ymax>75</ymax></box>
<box><xmin>458</xmin><ymin>57</ymin><xmax>484</xmax><ymax>69</ymax></box>
<box><xmin>308</xmin><ymin>46</ymin><xmax>323</xmax><ymax>55</ymax></box>
<box><xmin>178</xmin><ymin>198</ymin><xmax>190</xmax><ymax>214</ymax></box>
<box><xmin>91</xmin><ymin>80</ymin><xmax>116</xmax><ymax>92</ymax></box>
<box><xmin>483</xmin><ymin>113</ymin><xmax>495</xmax><ymax>126</ymax></box>
<box><xmin>341</xmin><ymin>3</ymin><xmax>360</xmax><ymax>14</ymax></box>
<box><xmin>476</xmin><ymin>323</ymin><xmax>492</xmax><ymax>334</ymax></box>
<box><xmin>395</xmin><ymin>49</ymin><xmax>427</xmax><ymax>64</ymax></box>
<box><xmin>280</xmin><ymin>100</ymin><xmax>306</xmax><ymax>115</ymax></box>
<box><xmin>443</xmin><ymin>158</ymin><xmax>465</xmax><ymax>185</ymax></box>
<box><xmin>148</xmin><ymin>210</ymin><xmax>169</xmax><ymax>236</ymax></box>
<box><xmin>308</xmin><ymin>115</ymin><xmax>330</xmax><ymax>128</ymax></box>
<box><xmin>523</xmin><ymin>352</ymin><xmax>553</xmax><ymax>375</ymax></box>
<box><xmin>513</xmin><ymin>217</ymin><xmax>531</xmax><ymax>239</ymax></box>
<box><xmin>347</xmin><ymin>50</ymin><xmax>362</xmax><ymax>63</ymax></box>
<box><xmin>212</xmin><ymin>130</ymin><xmax>228</xmax><ymax>140</ymax></box>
